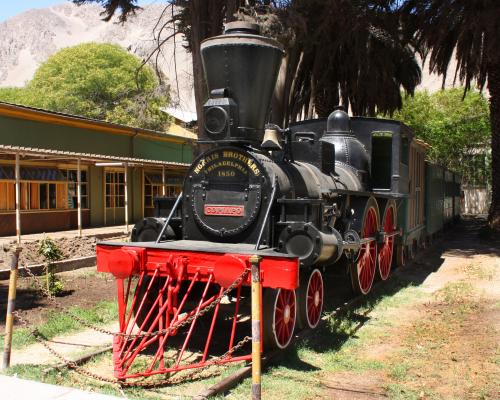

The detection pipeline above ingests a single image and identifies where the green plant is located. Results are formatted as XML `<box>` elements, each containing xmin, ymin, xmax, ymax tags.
<box><xmin>37</xmin><ymin>236</ymin><xmax>64</xmax><ymax>297</ymax></box>
<box><xmin>390</xmin><ymin>363</ymin><xmax>410</xmax><ymax>380</ymax></box>
<box><xmin>38</xmin><ymin>236</ymin><xmax>63</xmax><ymax>261</ymax></box>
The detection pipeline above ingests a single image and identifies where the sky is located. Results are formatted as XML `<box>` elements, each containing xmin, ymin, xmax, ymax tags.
<box><xmin>0</xmin><ymin>0</ymin><xmax>156</xmax><ymax>22</ymax></box>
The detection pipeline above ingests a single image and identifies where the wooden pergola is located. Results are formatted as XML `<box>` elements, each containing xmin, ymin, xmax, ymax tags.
<box><xmin>0</xmin><ymin>144</ymin><xmax>189</xmax><ymax>243</ymax></box>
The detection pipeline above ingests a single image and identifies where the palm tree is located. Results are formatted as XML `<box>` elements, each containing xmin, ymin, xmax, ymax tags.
<box><xmin>270</xmin><ymin>0</ymin><xmax>421</xmax><ymax>122</ymax></box>
<box><xmin>402</xmin><ymin>0</ymin><xmax>500</xmax><ymax>230</ymax></box>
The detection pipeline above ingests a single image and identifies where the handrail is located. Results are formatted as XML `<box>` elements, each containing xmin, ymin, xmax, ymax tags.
<box><xmin>155</xmin><ymin>191</ymin><xmax>183</xmax><ymax>244</ymax></box>
<box><xmin>255</xmin><ymin>179</ymin><xmax>277</xmax><ymax>250</ymax></box>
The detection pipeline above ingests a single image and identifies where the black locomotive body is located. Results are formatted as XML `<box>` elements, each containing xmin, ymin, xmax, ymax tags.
<box><xmin>134</xmin><ymin>21</ymin><xmax>411</xmax><ymax>295</ymax></box>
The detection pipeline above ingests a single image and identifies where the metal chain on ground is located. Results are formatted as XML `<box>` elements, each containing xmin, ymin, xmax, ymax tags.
<box><xmin>125</xmin><ymin>335</ymin><xmax>252</xmax><ymax>389</ymax></box>
<box><xmin>12</xmin><ymin>309</ymin><xmax>119</xmax><ymax>385</ymax></box>
<box><xmin>13</xmin><ymin>264</ymin><xmax>253</xmax><ymax>387</ymax></box>
<box><xmin>13</xmin><ymin>307</ymin><xmax>251</xmax><ymax>388</ymax></box>
<box><xmin>19</xmin><ymin>263</ymin><xmax>250</xmax><ymax>338</ymax></box>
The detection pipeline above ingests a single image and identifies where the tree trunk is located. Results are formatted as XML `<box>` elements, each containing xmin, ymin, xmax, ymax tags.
<box><xmin>487</xmin><ymin>62</ymin><xmax>500</xmax><ymax>231</ymax></box>
<box><xmin>188</xmin><ymin>0</ymin><xmax>208</xmax><ymax>146</ymax></box>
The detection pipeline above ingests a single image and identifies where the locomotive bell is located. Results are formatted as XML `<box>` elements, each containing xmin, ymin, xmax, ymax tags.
<box><xmin>200</xmin><ymin>21</ymin><xmax>284</xmax><ymax>144</ymax></box>
<box><xmin>261</xmin><ymin>126</ymin><xmax>282</xmax><ymax>150</ymax></box>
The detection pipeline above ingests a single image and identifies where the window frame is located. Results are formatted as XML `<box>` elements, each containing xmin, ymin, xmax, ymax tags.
<box><xmin>143</xmin><ymin>171</ymin><xmax>182</xmax><ymax>209</ymax></box>
<box><xmin>0</xmin><ymin>165</ymin><xmax>90</xmax><ymax>212</ymax></box>
<box><xmin>105</xmin><ymin>170</ymin><xmax>125</xmax><ymax>209</ymax></box>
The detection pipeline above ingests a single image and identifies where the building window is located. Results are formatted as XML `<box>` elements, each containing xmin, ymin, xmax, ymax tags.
<box><xmin>144</xmin><ymin>173</ymin><xmax>182</xmax><ymax>208</ymax></box>
<box><xmin>0</xmin><ymin>165</ymin><xmax>89</xmax><ymax>211</ymax></box>
<box><xmin>0</xmin><ymin>181</ymin><xmax>67</xmax><ymax>210</ymax></box>
<box><xmin>65</xmin><ymin>169</ymin><xmax>88</xmax><ymax>209</ymax></box>
<box><xmin>106</xmin><ymin>171</ymin><xmax>125</xmax><ymax>208</ymax></box>
<box><xmin>0</xmin><ymin>181</ymin><xmax>15</xmax><ymax>210</ymax></box>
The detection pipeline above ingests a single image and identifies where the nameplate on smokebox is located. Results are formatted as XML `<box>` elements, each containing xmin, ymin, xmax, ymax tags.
<box><xmin>204</xmin><ymin>205</ymin><xmax>244</xmax><ymax>217</ymax></box>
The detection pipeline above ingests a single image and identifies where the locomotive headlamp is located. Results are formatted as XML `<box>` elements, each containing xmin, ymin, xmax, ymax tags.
<box><xmin>202</xmin><ymin>88</ymin><xmax>238</xmax><ymax>141</ymax></box>
<box><xmin>204</xmin><ymin>106</ymin><xmax>228</xmax><ymax>138</ymax></box>
<box><xmin>200</xmin><ymin>21</ymin><xmax>284</xmax><ymax>144</ymax></box>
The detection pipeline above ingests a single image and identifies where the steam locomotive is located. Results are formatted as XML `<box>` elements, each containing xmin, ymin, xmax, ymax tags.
<box><xmin>96</xmin><ymin>22</ymin><xmax>432</xmax><ymax>379</ymax></box>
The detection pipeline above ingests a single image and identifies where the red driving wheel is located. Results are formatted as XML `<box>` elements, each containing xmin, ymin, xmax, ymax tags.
<box><xmin>351</xmin><ymin>205</ymin><xmax>379</xmax><ymax>295</ymax></box>
<box><xmin>377</xmin><ymin>204</ymin><xmax>396</xmax><ymax>281</ymax></box>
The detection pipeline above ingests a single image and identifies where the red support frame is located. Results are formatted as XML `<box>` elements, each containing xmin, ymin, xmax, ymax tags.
<box><xmin>96</xmin><ymin>244</ymin><xmax>298</xmax><ymax>380</ymax></box>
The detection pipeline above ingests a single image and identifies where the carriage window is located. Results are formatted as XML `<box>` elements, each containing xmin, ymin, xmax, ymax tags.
<box><xmin>401</xmin><ymin>136</ymin><xmax>409</xmax><ymax>165</ymax></box>
<box><xmin>371</xmin><ymin>131</ymin><xmax>393</xmax><ymax>189</ymax></box>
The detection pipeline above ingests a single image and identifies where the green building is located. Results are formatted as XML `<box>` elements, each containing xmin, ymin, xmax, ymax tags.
<box><xmin>0</xmin><ymin>101</ymin><xmax>194</xmax><ymax>237</ymax></box>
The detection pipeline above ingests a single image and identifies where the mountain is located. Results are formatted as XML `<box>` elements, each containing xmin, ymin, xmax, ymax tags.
<box><xmin>0</xmin><ymin>3</ymin><xmax>196</xmax><ymax>113</ymax></box>
<box><xmin>0</xmin><ymin>2</ymin><xmax>469</xmax><ymax>117</ymax></box>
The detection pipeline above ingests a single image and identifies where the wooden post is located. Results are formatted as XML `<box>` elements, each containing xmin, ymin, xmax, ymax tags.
<box><xmin>2</xmin><ymin>247</ymin><xmax>21</xmax><ymax>369</ymax></box>
<box><xmin>124</xmin><ymin>163</ymin><xmax>129</xmax><ymax>234</ymax></box>
<box><xmin>249</xmin><ymin>254</ymin><xmax>262</xmax><ymax>400</ymax></box>
<box><xmin>15</xmin><ymin>153</ymin><xmax>21</xmax><ymax>244</ymax></box>
<box><xmin>162</xmin><ymin>165</ymin><xmax>166</xmax><ymax>196</ymax></box>
<box><xmin>77</xmin><ymin>158</ymin><xmax>82</xmax><ymax>237</ymax></box>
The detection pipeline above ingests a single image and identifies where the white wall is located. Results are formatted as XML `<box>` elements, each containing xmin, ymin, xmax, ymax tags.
<box><xmin>463</xmin><ymin>186</ymin><xmax>491</xmax><ymax>215</ymax></box>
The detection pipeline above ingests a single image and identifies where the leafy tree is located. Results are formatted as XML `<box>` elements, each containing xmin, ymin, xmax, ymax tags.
<box><xmin>0</xmin><ymin>43</ymin><xmax>170</xmax><ymax>131</ymax></box>
<box><xmin>73</xmin><ymin>0</ymin><xmax>141</xmax><ymax>22</ymax></box>
<box><xmin>0</xmin><ymin>87</ymin><xmax>26</xmax><ymax>103</ymax></box>
<box><xmin>388</xmin><ymin>89</ymin><xmax>491</xmax><ymax>186</ymax></box>
<box><xmin>401</xmin><ymin>0</ymin><xmax>500</xmax><ymax>230</ymax></box>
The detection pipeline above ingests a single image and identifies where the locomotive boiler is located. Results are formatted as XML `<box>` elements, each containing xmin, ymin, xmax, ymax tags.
<box><xmin>96</xmin><ymin>21</ymin><xmax>409</xmax><ymax>380</ymax></box>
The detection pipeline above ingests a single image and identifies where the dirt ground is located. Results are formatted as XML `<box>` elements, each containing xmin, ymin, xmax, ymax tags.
<box><xmin>0</xmin><ymin>267</ymin><xmax>116</xmax><ymax>334</ymax></box>
<box><xmin>0</xmin><ymin>236</ymin><xmax>98</xmax><ymax>267</ymax></box>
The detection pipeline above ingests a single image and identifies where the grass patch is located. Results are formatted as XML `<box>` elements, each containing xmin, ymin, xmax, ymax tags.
<box><xmin>225</xmin><ymin>274</ymin><xmax>426</xmax><ymax>399</ymax></box>
<box><xmin>463</xmin><ymin>263</ymin><xmax>494</xmax><ymax>280</ymax></box>
<box><xmin>4</xmin><ymin>300</ymin><xmax>117</xmax><ymax>349</ymax></box>
<box><xmin>390</xmin><ymin>363</ymin><xmax>410</xmax><ymax>380</ymax></box>
<box><xmin>1</xmin><ymin>354</ymin><xmax>164</xmax><ymax>400</ymax></box>
<box><xmin>2</xmin><ymin>363</ymin><xmax>70</xmax><ymax>385</ymax></box>
<box><xmin>436</xmin><ymin>281</ymin><xmax>474</xmax><ymax>304</ymax></box>
<box><xmin>225</xmin><ymin>364</ymin><xmax>320</xmax><ymax>400</ymax></box>
<box><xmin>386</xmin><ymin>383</ymin><xmax>440</xmax><ymax>400</ymax></box>
<box><xmin>434</xmin><ymin>280</ymin><xmax>479</xmax><ymax>317</ymax></box>
<box><xmin>4</xmin><ymin>264</ymin><xmax>493</xmax><ymax>400</ymax></box>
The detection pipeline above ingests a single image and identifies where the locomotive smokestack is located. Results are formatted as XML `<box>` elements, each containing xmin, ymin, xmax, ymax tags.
<box><xmin>200</xmin><ymin>21</ymin><xmax>284</xmax><ymax>144</ymax></box>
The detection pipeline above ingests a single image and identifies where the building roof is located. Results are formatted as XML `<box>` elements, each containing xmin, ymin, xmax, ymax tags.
<box><xmin>0</xmin><ymin>101</ymin><xmax>196</xmax><ymax>144</ymax></box>
<box><xmin>0</xmin><ymin>144</ymin><xmax>190</xmax><ymax>168</ymax></box>
<box><xmin>161</xmin><ymin>107</ymin><xmax>198</xmax><ymax>123</ymax></box>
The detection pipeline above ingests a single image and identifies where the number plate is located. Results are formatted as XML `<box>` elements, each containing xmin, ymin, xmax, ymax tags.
<box><xmin>204</xmin><ymin>205</ymin><xmax>244</xmax><ymax>217</ymax></box>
